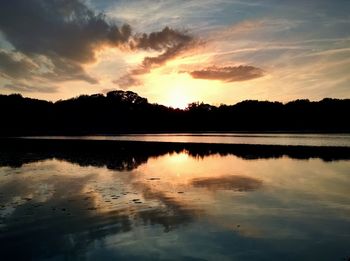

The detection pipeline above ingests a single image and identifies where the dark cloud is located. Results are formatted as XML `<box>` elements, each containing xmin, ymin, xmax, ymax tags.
<box><xmin>134</xmin><ymin>27</ymin><xmax>192</xmax><ymax>51</ymax></box>
<box><xmin>3</xmin><ymin>82</ymin><xmax>58</xmax><ymax>93</ymax></box>
<box><xmin>132</xmin><ymin>27</ymin><xmax>194</xmax><ymax>74</ymax></box>
<box><xmin>189</xmin><ymin>65</ymin><xmax>264</xmax><ymax>82</ymax></box>
<box><xmin>0</xmin><ymin>0</ymin><xmax>131</xmax><ymax>63</ymax></box>
<box><xmin>0</xmin><ymin>48</ymin><xmax>97</xmax><ymax>87</ymax></box>
<box><xmin>114</xmin><ymin>27</ymin><xmax>194</xmax><ymax>87</ymax></box>
<box><xmin>0</xmin><ymin>0</ymin><xmax>132</xmax><ymax>85</ymax></box>
<box><xmin>191</xmin><ymin>175</ymin><xmax>262</xmax><ymax>192</ymax></box>
<box><xmin>42</xmin><ymin>55</ymin><xmax>98</xmax><ymax>84</ymax></box>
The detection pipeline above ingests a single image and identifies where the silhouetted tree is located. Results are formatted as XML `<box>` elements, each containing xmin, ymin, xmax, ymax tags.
<box><xmin>0</xmin><ymin>91</ymin><xmax>349</xmax><ymax>135</ymax></box>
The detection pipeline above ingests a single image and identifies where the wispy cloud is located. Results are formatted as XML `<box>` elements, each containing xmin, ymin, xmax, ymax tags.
<box><xmin>3</xmin><ymin>82</ymin><xmax>57</xmax><ymax>93</ymax></box>
<box><xmin>0</xmin><ymin>50</ymin><xmax>38</xmax><ymax>79</ymax></box>
<box><xmin>112</xmin><ymin>74</ymin><xmax>141</xmax><ymax>89</ymax></box>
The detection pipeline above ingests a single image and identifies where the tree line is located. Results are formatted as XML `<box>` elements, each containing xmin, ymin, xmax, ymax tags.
<box><xmin>1</xmin><ymin>90</ymin><xmax>349</xmax><ymax>135</ymax></box>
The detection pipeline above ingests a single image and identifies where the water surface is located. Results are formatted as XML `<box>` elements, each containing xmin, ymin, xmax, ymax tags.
<box><xmin>0</xmin><ymin>144</ymin><xmax>349</xmax><ymax>260</ymax></box>
<box><xmin>26</xmin><ymin>133</ymin><xmax>350</xmax><ymax>147</ymax></box>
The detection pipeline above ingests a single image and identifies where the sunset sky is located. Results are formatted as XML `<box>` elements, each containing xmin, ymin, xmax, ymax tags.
<box><xmin>0</xmin><ymin>0</ymin><xmax>349</xmax><ymax>108</ymax></box>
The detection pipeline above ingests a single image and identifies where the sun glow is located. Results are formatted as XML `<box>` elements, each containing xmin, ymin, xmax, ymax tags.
<box><xmin>141</xmin><ymin>67</ymin><xmax>222</xmax><ymax>109</ymax></box>
<box><xmin>164</xmin><ymin>75</ymin><xmax>199</xmax><ymax>109</ymax></box>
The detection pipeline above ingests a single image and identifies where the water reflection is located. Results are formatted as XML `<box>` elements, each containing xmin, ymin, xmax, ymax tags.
<box><xmin>191</xmin><ymin>175</ymin><xmax>262</xmax><ymax>192</ymax></box>
<box><xmin>1</xmin><ymin>138</ymin><xmax>350</xmax><ymax>170</ymax></box>
<box><xmin>0</xmin><ymin>140</ymin><xmax>350</xmax><ymax>260</ymax></box>
<box><xmin>26</xmin><ymin>133</ymin><xmax>350</xmax><ymax>147</ymax></box>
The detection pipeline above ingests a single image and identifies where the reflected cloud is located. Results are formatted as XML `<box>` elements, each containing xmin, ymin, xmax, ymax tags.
<box><xmin>132</xmin><ymin>181</ymin><xmax>203</xmax><ymax>232</ymax></box>
<box><xmin>0</xmin><ymin>156</ymin><xmax>201</xmax><ymax>259</ymax></box>
<box><xmin>191</xmin><ymin>175</ymin><xmax>262</xmax><ymax>192</ymax></box>
<box><xmin>0</xmin><ymin>169</ymin><xmax>134</xmax><ymax>259</ymax></box>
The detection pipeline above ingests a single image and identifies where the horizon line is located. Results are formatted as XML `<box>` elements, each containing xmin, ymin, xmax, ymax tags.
<box><xmin>2</xmin><ymin>90</ymin><xmax>350</xmax><ymax>110</ymax></box>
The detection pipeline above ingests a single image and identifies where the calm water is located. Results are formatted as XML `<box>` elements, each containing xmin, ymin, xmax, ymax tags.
<box><xmin>26</xmin><ymin>133</ymin><xmax>350</xmax><ymax>147</ymax></box>
<box><xmin>0</xmin><ymin>145</ymin><xmax>349</xmax><ymax>260</ymax></box>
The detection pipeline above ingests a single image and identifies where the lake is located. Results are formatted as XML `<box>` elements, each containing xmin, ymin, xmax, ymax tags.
<box><xmin>0</xmin><ymin>138</ymin><xmax>349</xmax><ymax>260</ymax></box>
<box><xmin>26</xmin><ymin>133</ymin><xmax>350</xmax><ymax>147</ymax></box>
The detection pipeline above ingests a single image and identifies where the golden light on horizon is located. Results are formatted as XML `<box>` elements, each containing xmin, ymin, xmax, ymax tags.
<box><xmin>142</xmin><ymin>67</ymin><xmax>223</xmax><ymax>109</ymax></box>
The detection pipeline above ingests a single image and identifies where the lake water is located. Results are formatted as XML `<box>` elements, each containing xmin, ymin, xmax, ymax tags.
<box><xmin>0</xmin><ymin>141</ymin><xmax>349</xmax><ymax>260</ymax></box>
<box><xmin>26</xmin><ymin>133</ymin><xmax>350</xmax><ymax>147</ymax></box>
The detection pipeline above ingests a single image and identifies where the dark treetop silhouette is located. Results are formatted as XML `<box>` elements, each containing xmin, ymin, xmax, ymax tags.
<box><xmin>1</xmin><ymin>90</ymin><xmax>350</xmax><ymax>135</ymax></box>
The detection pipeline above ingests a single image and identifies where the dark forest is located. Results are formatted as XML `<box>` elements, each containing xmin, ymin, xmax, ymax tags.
<box><xmin>1</xmin><ymin>90</ymin><xmax>349</xmax><ymax>135</ymax></box>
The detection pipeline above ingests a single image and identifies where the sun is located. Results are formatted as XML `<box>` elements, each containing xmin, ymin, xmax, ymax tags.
<box><xmin>143</xmin><ymin>71</ymin><xmax>197</xmax><ymax>109</ymax></box>
<box><xmin>158</xmin><ymin>73</ymin><xmax>198</xmax><ymax>109</ymax></box>
<box><xmin>167</xmin><ymin>86</ymin><xmax>192</xmax><ymax>109</ymax></box>
<box><xmin>139</xmin><ymin>60</ymin><xmax>224</xmax><ymax>109</ymax></box>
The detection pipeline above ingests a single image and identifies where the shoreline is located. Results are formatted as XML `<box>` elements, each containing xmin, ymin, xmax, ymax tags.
<box><xmin>1</xmin><ymin>138</ymin><xmax>350</xmax><ymax>165</ymax></box>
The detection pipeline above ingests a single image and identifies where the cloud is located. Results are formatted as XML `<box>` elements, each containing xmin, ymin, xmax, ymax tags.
<box><xmin>0</xmin><ymin>48</ymin><xmax>97</xmax><ymax>88</ymax></box>
<box><xmin>112</xmin><ymin>74</ymin><xmax>141</xmax><ymax>89</ymax></box>
<box><xmin>189</xmin><ymin>65</ymin><xmax>264</xmax><ymax>82</ymax></box>
<box><xmin>0</xmin><ymin>0</ymin><xmax>132</xmax><ymax>85</ymax></box>
<box><xmin>114</xmin><ymin>27</ymin><xmax>195</xmax><ymax>88</ymax></box>
<box><xmin>0</xmin><ymin>0</ymin><xmax>131</xmax><ymax>63</ymax></box>
<box><xmin>0</xmin><ymin>0</ymin><xmax>195</xmax><ymax>92</ymax></box>
<box><xmin>191</xmin><ymin>175</ymin><xmax>262</xmax><ymax>192</ymax></box>
<box><xmin>131</xmin><ymin>27</ymin><xmax>195</xmax><ymax>74</ymax></box>
<box><xmin>134</xmin><ymin>26</ymin><xmax>192</xmax><ymax>51</ymax></box>
<box><xmin>0</xmin><ymin>50</ymin><xmax>38</xmax><ymax>79</ymax></box>
<box><xmin>42</xmin><ymin>55</ymin><xmax>98</xmax><ymax>84</ymax></box>
<box><xmin>209</xmin><ymin>20</ymin><xmax>266</xmax><ymax>41</ymax></box>
<box><xmin>3</xmin><ymin>82</ymin><xmax>58</xmax><ymax>93</ymax></box>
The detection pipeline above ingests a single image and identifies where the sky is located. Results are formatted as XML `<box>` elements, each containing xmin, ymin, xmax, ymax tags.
<box><xmin>0</xmin><ymin>0</ymin><xmax>349</xmax><ymax>108</ymax></box>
